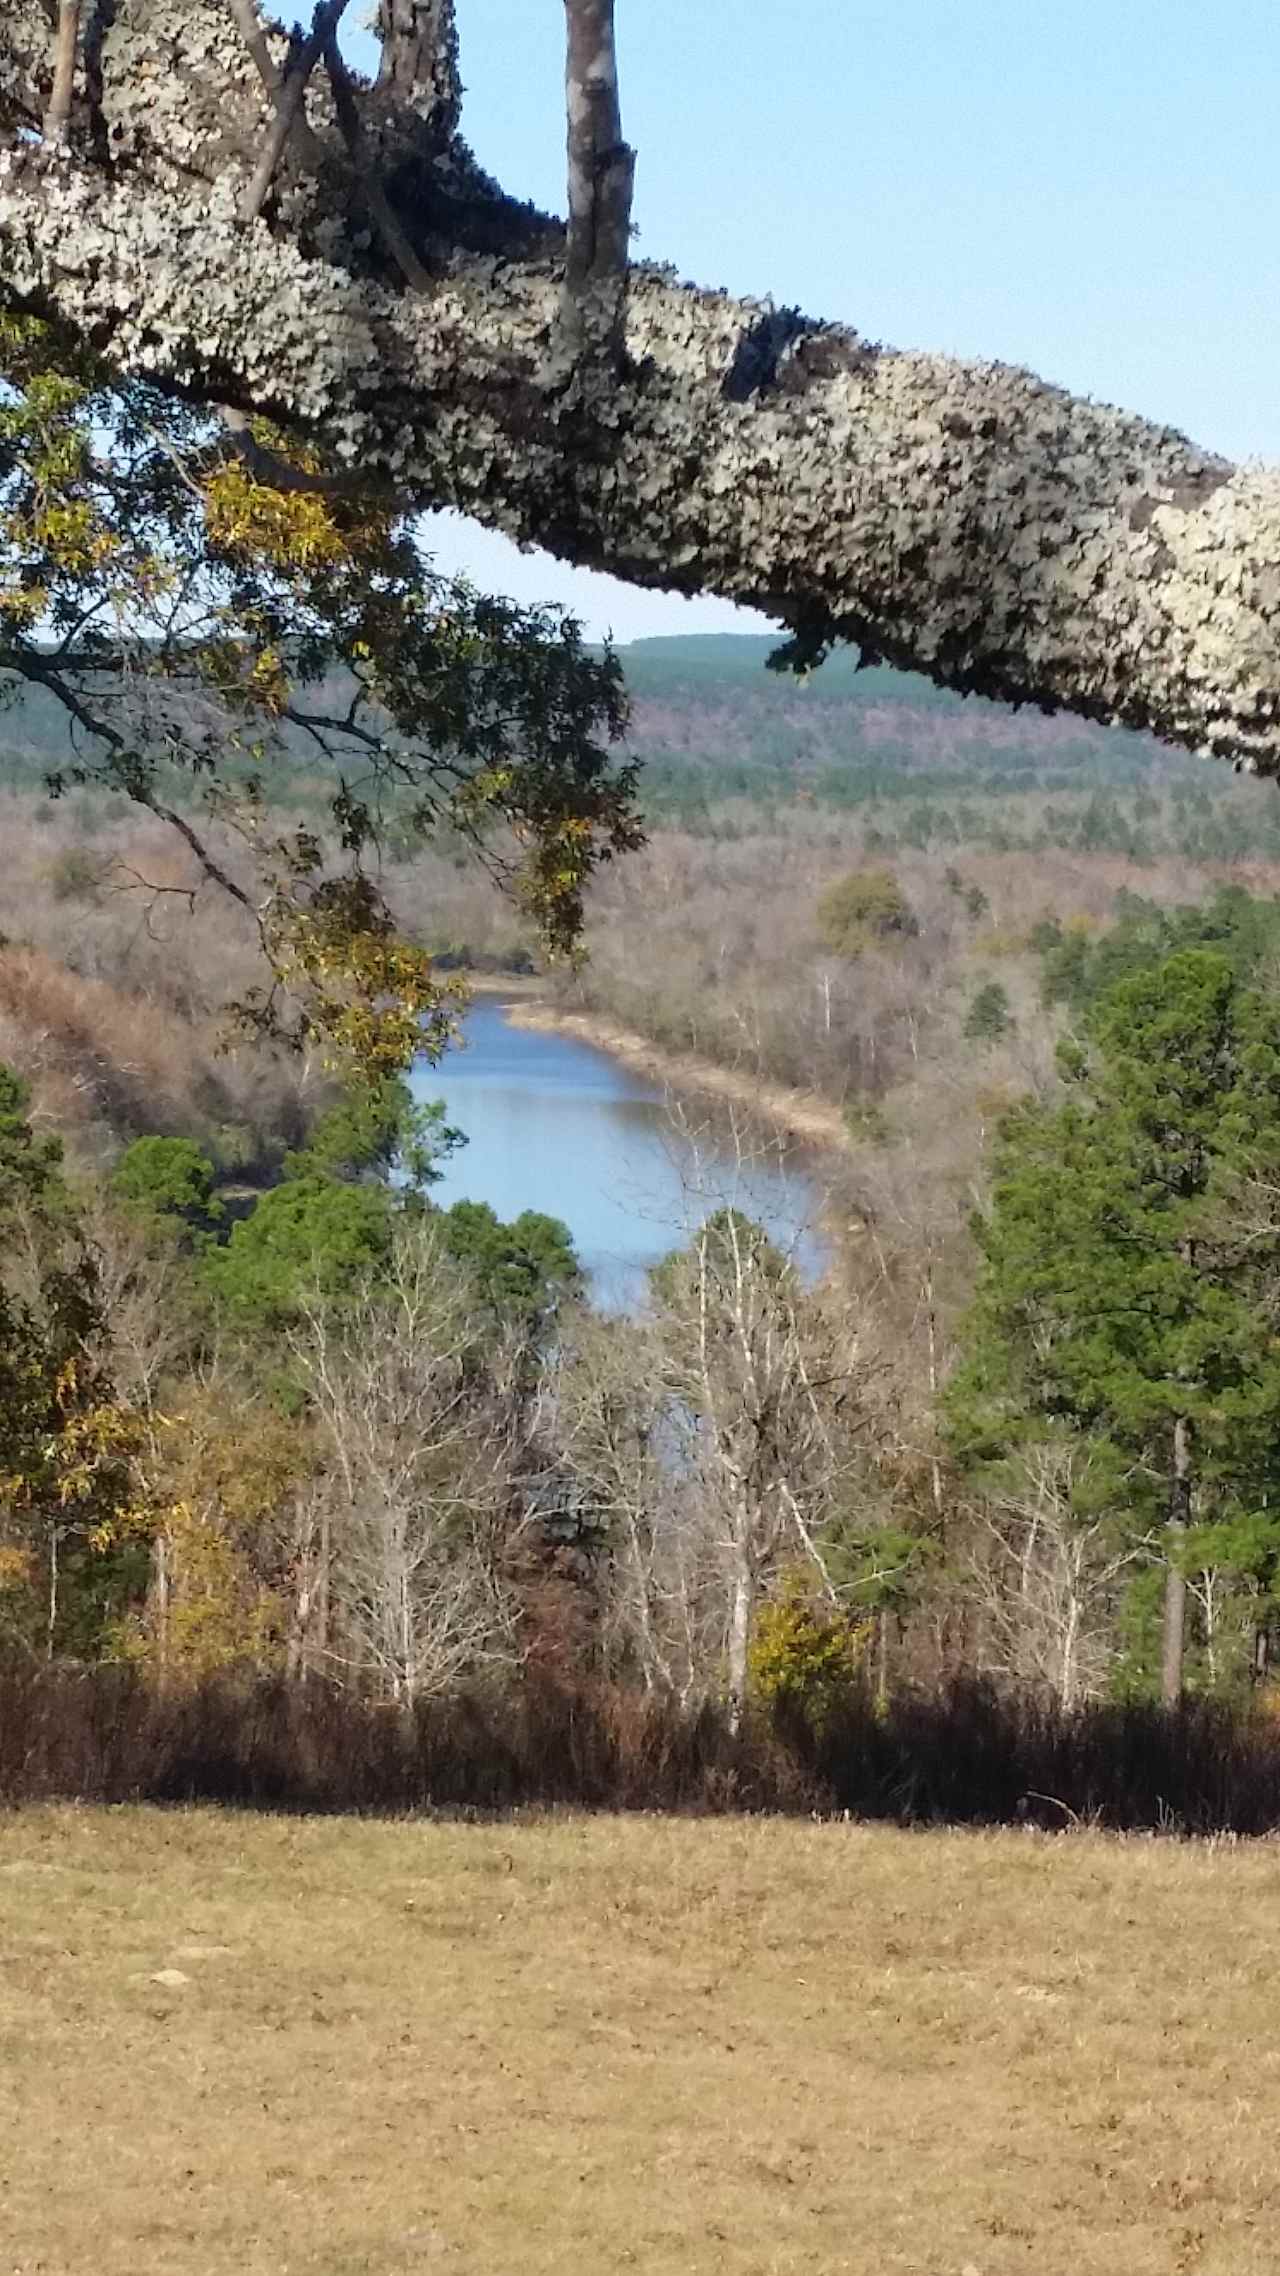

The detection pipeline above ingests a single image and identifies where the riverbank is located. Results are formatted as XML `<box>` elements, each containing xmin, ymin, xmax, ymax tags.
<box><xmin>506</xmin><ymin>999</ymin><xmax>851</xmax><ymax>1152</ymax></box>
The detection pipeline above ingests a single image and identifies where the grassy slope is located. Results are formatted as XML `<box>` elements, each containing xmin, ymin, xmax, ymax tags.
<box><xmin>1</xmin><ymin>1806</ymin><xmax>1274</xmax><ymax>2275</ymax></box>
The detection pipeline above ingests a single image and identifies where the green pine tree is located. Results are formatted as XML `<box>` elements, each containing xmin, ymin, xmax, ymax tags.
<box><xmin>948</xmin><ymin>949</ymin><xmax>1280</xmax><ymax>1701</ymax></box>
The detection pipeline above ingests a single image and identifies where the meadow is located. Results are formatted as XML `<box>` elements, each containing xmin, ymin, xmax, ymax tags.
<box><xmin>2</xmin><ymin>1804</ymin><xmax>1276</xmax><ymax>2276</ymax></box>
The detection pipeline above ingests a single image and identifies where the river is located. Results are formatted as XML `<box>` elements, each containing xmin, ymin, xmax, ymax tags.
<box><xmin>412</xmin><ymin>998</ymin><xmax>830</xmax><ymax>1310</ymax></box>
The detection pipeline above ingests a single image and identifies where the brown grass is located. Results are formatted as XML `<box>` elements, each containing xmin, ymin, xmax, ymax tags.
<box><xmin>0</xmin><ymin>1804</ymin><xmax>1275</xmax><ymax>2276</ymax></box>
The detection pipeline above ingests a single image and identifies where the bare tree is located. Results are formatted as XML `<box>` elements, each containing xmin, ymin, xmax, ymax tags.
<box><xmin>964</xmin><ymin>1437</ymin><xmax>1141</xmax><ymax>1708</ymax></box>
<box><xmin>292</xmin><ymin>1223</ymin><xmax>527</xmax><ymax>1699</ymax></box>
<box><xmin>651</xmin><ymin>1208</ymin><xmax>875</xmax><ymax>1727</ymax></box>
<box><xmin>1</xmin><ymin>2</ymin><xmax>1278</xmax><ymax>769</ymax></box>
<box><xmin>541</xmin><ymin>1310</ymin><xmax>724</xmax><ymax>1704</ymax></box>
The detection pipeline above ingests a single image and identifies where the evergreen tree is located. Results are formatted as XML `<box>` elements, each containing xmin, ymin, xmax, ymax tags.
<box><xmin>964</xmin><ymin>981</ymin><xmax>1013</xmax><ymax>1043</ymax></box>
<box><xmin>949</xmin><ymin>950</ymin><xmax>1280</xmax><ymax>1700</ymax></box>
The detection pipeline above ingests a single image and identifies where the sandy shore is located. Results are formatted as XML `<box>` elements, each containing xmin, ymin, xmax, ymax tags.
<box><xmin>505</xmin><ymin>999</ymin><xmax>850</xmax><ymax>1153</ymax></box>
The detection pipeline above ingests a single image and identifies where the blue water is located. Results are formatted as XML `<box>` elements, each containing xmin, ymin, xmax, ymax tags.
<box><xmin>413</xmin><ymin>999</ymin><xmax>828</xmax><ymax>1310</ymax></box>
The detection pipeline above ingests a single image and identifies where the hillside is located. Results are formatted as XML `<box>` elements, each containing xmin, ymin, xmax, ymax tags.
<box><xmin>5</xmin><ymin>633</ymin><xmax>1279</xmax><ymax>863</ymax></box>
<box><xmin>614</xmin><ymin>635</ymin><xmax>1279</xmax><ymax>856</ymax></box>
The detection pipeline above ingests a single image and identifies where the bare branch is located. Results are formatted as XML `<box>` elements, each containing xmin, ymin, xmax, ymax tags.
<box><xmin>323</xmin><ymin>37</ymin><xmax>432</xmax><ymax>292</ymax></box>
<box><xmin>238</xmin><ymin>0</ymin><xmax>350</xmax><ymax>225</ymax></box>
<box><xmin>216</xmin><ymin>404</ymin><xmax>402</xmax><ymax>503</ymax></box>
<box><xmin>225</xmin><ymin>0</ymin><xmax>326</xmax><ymax>173</ymax></box>
<box><xmin>226</xmin><ymin>0</ymin><xmax>284</xmax><ymax>98</ymax></box>
<box><xmin>42</xmin><ymin>0</ymin><xmax>80</xmax><ymax>145</ymax></box>
<box><xmin>559</xmin><ymin>0</ymin><xmax>635</xmax><ymax>370</ymax></box>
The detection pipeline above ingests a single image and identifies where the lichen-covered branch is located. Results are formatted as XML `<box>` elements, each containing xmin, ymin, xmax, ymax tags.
<box><xmin>374</xmin><ymin>0</ymin><xmax>459</xmax><ymax>155</ymax></box>
<box><xmin>1</xmin><ymin>0</ymin><xmax>1278</xmax><ymax>772</ymax></box>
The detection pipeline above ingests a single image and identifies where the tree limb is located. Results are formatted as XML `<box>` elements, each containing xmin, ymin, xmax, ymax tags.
<box><xmin>323</xmin><ymin>35</ymin><xmax>432</xmax><ymax>292</ymax></box>
<box><xmin>375</xmin><ymin>0</ymin><xmax>460</xmax><ymax>144</ymax></box>
<box><xmin>42</xmin><ymin>0</ymin><xmax>81</xmax><ymax>145</ymax></box>
<box><xmin>1</xmin><ymin>0</ymin><xmax>1279</xmax><ymax>774</ymax></box>
<box><xmin>239</xmin><ymin>0</ymin><xmax>349</xmax><ymax>224</ymax></box>
<box><xmin>226</xmin><ymin>0</ymin><xmax>325</xmax><ymax>174</ymax></box>
<box><xmin>558</xmin><ymin>0</ymin><xmax>635</xmax><ymax>371</ymax></box>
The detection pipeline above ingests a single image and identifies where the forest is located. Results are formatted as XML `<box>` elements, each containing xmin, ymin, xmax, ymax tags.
<box><xmin>7</xmin><ymin>614</ymin><xmax>1280</xmax><ymax>1823</ymax></box>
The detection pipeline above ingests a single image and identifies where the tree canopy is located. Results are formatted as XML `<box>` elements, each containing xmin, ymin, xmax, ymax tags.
<box><xmin>0</xmin><ymin>307</ymin><xmax>641</xmax><ymax>1072</ymax></box>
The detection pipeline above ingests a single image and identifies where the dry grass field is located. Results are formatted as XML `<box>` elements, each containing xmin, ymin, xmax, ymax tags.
<box><xmin>1</xmin><ymin>1809</ymin><xmax>1277</xmax><ymax>2275</ymax></box>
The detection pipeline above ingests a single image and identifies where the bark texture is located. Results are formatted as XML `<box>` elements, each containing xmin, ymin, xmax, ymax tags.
<box><xmin>559</xmin><ymin>0</ymin><xmax>634</xmax><ymax>367</ymax></box>
<box><xmin>2</xmin><ymin>0</ymin><xmax>1280</xmax><ymax>770</ymax></box>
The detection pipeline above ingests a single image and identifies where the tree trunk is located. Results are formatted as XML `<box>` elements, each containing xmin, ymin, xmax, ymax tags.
<box><xmin>46</xmin><ymin>1524</ymin><xmax>59</xmax><ymax>1662</ymax></box>
<box><xmin>1</xmin><ymin>0</ymin><xmax>1279</xmax><ymax>770</ymax></box>
<box><xmin>151</xmin><ymin>1529</ymin><xmax>170</xmax><ymax>1671</ymax></box>
<box><xmin>726</xmin><ymin>1551</ymin><xmax>753</xmax><ymax>1736</ymax></box>
<box><xmin>1162</xmin><ymin>1416</ymin><xmax>1191</xmax><ymax>1707</ymax></box>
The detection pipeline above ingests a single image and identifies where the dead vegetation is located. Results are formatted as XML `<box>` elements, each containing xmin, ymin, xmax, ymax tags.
<box><xmin>0</xmin><ymin>1804</ymin><xmax>1275</xmax><ymax>2276</ymax></box>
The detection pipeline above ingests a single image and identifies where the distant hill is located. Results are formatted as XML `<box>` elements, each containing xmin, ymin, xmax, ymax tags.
<box><xmin>4</xmin><ymin>633</ymin><xmax>1276</xmax><ymax>860</ymax></box>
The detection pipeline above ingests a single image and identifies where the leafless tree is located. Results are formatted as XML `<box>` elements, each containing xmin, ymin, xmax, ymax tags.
<box><xmin>291</xmin><ymin>1222</ymin><xmax>527</xmax><ymax>1699</ymax></box>
<box><xmin>964</xmin><ymin>1437</ymin><xmax>1141</xmax><ymax>1707</ymax></box>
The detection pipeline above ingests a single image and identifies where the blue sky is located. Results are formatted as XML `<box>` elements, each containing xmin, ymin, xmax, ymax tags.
<box><xmin>347</xmin><ymin>3</ymin><xmax>1279</xmax><ymax>642</ymax></box>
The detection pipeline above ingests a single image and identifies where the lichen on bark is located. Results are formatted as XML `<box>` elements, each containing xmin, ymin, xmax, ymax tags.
<box><xmin>1</xmin><ymin>0</ymin><xmax>1278</xmax><ymax>772</ymax></box>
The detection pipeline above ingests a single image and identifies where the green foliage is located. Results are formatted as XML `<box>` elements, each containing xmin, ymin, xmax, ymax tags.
<box><xmin>1039</xmin><ymin>884</ymin><xmax>1280</xmax><ymax>1015</ymax></box>
<box><xmin>949</xmin><ymin>947</ymin><xmax>1280</xmax><ymax>1693</ymax></box>
<box><xmin>650</xmin><ymin>1207</ymin><xmax>793</xmax><ymax>1315</ymax></box>
<box><xmin>0</xmin><ymin>1067</ymin><xmax>150</xmax><ymax>1653</ymax></box>
<box><xmin>0</xmin><ymin>1062</ymin><xmax>67</xmax><ymax>1231</ymax></box>
<box><xmin>110</xmin><ymin>1136</ymin><xmax>222</xmax><ymax>1239</ymax></box>
<box><xmin>440</xmin><ymin>1200</ymin><xmax>579</xmax><ymax>1328</ymax></box>
<box><xmin>202</xmin><ymin>1174</ymin><xmax>394</xmax><ymax>1329</ymax></box>
<box><xmin>815</xmin><ymin>868</ymin><xmax>917</xmax><ymax>958</ymax></box>
<box><xmin>749</xmin><ymin>1571</ymin><xmax>868</xmax><ymax>1722</ymax></box>
<box><xmin>282</xmin><ymin>1077</ymin><xmax>462</xmax><ymax>1192</ymax></box>
<box><xmin>964</xmin><ymin>980</ymin><xmax>1013</xmax><ymax>1042</ymax></box>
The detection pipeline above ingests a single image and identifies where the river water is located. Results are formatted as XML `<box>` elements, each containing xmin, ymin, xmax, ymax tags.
<box><xmin>412</xmin><ymin>998</ymin><xmax>829</xmax><ymax>1310</ymax></box>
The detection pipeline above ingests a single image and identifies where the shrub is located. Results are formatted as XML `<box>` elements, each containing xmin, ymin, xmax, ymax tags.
<box><xmin>815</xmin><ymin>869</ymin><xmax>917</xmax><ymax>958</ymax></box>
<box><xmin>749</xmin><ymin>1573</ymin><xmax>869</xmax><ymax>1725</ymax></box>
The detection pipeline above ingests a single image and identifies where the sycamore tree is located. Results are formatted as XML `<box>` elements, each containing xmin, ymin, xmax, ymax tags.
<box><xmin>949</xmin><ymin>950</ymin><xmax>1280</xmax><ymax>1703</ymax></box>
<box><xmin>0</xmin><ymin>308</ymin><xmax>640</xmax><ymax>1073</ymax></box>
<box><xmin>1</xmin><ymin>3</ymin><xmax>1278</xmax><ymax>770</ymax></box>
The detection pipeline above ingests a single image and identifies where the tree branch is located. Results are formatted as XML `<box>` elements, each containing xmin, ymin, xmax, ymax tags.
<box><xmin>239</xmin><ymin>0</ymin><xmax>349</xmax><ymax>224</ymax></box>
<box><xmin>2</xmin><ymin>1</ymin><xmax>1279</xmax><ymax>774</ymax></box>
<box><xmin>323</xmin><ymin>36</ymin><xmax>432</xmax><ymax>292</ymax></box>
<box><xmin>559</xmin><ymin>0</ymin><xmax>635</xmax><ymax>371</ymax></box>
<box><xmin>3</xmin><ymin>647</ymin><xmax>259</xmax><ymax>915</ymax></box>
<box><xmin>226</xmin><ymin>0</ymin><xmax>325</xmax><ymax>174</ymax></box>
<box><xmin>42</xmin><ymin>0</ymin><xmax>81</xmax><ymax>145</ymax></box>
<box><xmin>375</xmin><ymin>0</ymin><xmax>460</xmax><ymax>143</ymax></box>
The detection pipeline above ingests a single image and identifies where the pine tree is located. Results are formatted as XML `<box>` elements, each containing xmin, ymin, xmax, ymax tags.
<box><xmin>949</xmin><ymin>950</ymin><xmax>1280</xmax><ymax>1701</ymax></box>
